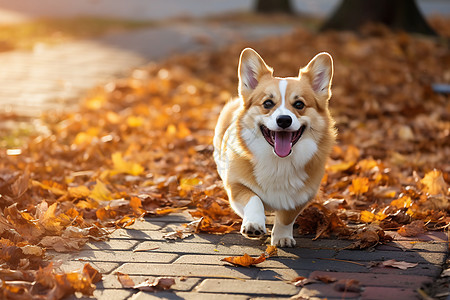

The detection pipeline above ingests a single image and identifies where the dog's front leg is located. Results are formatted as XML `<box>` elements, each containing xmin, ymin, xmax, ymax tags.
<box><xmin>227</xmin><ymin>183</ymin><xmax>266</xmax><ymax>238</ymax></box>
<box><xmin>272</xmin><ymin>208</ymin><xmax>303</xmax><ymax>247</ymax></box>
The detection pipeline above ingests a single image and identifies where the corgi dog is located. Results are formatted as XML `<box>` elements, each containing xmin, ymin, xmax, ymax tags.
<box><xmin>213</xmin><ymin>48</ymin><xmax>336</xmax><ymax>247</ymax></box>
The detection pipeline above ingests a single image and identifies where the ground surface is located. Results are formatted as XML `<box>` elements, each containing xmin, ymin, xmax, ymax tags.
<box><xmin>54</xmin><ymin>212</ymin><xmax>448</xmax><ymax>299</ymax></box>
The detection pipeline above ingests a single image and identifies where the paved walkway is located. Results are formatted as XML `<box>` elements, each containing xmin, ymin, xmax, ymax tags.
<box><xmin>53</xmin><ymin>211</ymin><xmax>448</xmax><ymax>299</ymax></box>
<box><xmin>0</xmin><ymin>20</ymin><xmax>292</xmax><ymax>116</ymax></box>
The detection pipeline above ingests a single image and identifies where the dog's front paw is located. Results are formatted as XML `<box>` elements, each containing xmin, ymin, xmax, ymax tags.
<box><xmin>241</xmin><ymin>221</ymin><xmax>266</xmax><ymax>239</ymax></box>
<box><xmin>272</xmin><ymin>236</ymin><xmax>296</xmax><ymax>248</ymax></box>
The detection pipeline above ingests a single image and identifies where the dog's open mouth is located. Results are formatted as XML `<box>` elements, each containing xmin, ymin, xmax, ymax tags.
<box><xmin>260</xmin><ymin>125</ymin><xmax>306</xmax><ymax>158</ymax></box>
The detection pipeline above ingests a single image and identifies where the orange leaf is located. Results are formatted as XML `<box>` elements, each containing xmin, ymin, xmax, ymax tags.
<box><xmin>68</xmin><ymin>186</ymin><xmax>90</xmax><ymax>199</ymax></box>
<box><xmin>32</xmin><ymin>180</ymin><xmax>66</xmax><ymax>196</ymax></box>
<box><xmin>390</xmin><ymin>196</ymin><xmax>412</xmax><ymax>209</ymax></box>
<box><xmin>357</xmin><ymin>159</ymin><xmax>378</xmax><ymax>172</ymax></box>
<box><xmin>327</xmin><ymin>161</ymin><xmax>355</xmax><ymax>173</ymax></box>
<box><xmin>130</xmin><ymin>196</ymin><xmax>146</xmax><ymax>215</ymax></box>
<box><xmin>221</xmin><ymin>253</ymin><xmax>266</xmax><ymax>267</ymax></box>
<box><xmin>265</xmin><ymin>245</ymin><xmax>278</xmax><ymax>257</ymax></box>
<box><xmin>349</xmin><ymin>177</ymin><xmax>369</xmax><ymax>196</ymax></box>
<box><xmin>82</xmin><ymin>263</ymin><xmax>102</xmax><ymax>284</ymax></box>
<box><xmin>360</xmin><ymin>211</ymin><xmax>376</xmax><ymax>223</ymax></box>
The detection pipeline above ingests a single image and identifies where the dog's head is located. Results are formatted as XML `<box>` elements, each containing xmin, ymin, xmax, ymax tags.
<box><xmin>238</xmin><ymin>48</ymin><xmax>334</xmax><ymax>158</ymax></box>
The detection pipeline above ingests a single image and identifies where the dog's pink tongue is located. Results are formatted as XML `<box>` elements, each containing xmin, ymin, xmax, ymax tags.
<box><xmin>274</xmin><ymin>131</ymin><xmax>292</xmax><ymax>158</ymax></box>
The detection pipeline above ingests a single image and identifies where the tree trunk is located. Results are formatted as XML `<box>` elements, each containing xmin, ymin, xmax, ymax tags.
<box><xmin>321</xmin><ymin>0</ymin><xmax>437</xmax><ymax>36</ymax></box>
<box><xmin>255</xmin><ymin>0</ymin><xmax>294</xmax><ymax>14</ymax></box>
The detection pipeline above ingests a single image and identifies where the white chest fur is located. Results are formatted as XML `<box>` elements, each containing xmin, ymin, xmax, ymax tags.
<box><xmin>241</xmin><ymin>128</ymin><xmax>318</xmax><ymax>211</ymax></box>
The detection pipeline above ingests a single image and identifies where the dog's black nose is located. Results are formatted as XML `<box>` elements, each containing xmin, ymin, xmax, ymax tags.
<box><xmin>276</xmin><ymin>115</ymin><xmax>292</xmax><ymax>129</ymax></box>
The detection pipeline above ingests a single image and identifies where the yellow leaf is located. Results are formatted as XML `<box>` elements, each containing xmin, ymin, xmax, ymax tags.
<box><xmin>32</xmin><ymin>180</ymin><xmax>66</xmax><ymax>196</ymax></box>
<box><xmin>179</xmin><ymin>177</ymin><xmax>202</xmax><ymax>192</ymax></box>
<box><xmin>90</xmin><ymin>180</ymin><xmax>113</xmax><ymax>202</ymax></box>
<box><xmin>127</xmin><ymin>116</ymin><xmax>144</xmax><ymax>128</ymax></box>
<box><xmin>375</xmin><ymin>211</ymin><xmax>388</xmax><ymax>221</ymax></box>
<box><xmin>179</xmin><ymin>177</ymin><xmax>202</xmax><ymax>197</ymax></box>
<box><xmin>390</xmin><ymin>196</ymin><xmax>412</xmax><ymax>209</ymax></box>
<box><xmin>421</xmin><ymin>170</ymin><xmax>448</xmax><ymax>195</ymax></box>
<box><xmin>360</xmin><ymin>211</ymin><xmax>375</xmax><ymax>223</ymax></box>
<box><xmin>357</xmin><ymin>159</ymin><xmax>378</xmax><ymax>172</ymax></box>
<box><xmin>111</xmin><ymin>152</ymin><xmax>144</xmax><ymax>176</ymax></box>
<box><xmin>75</xmin><ymin>199</ymin><xmax>98</xmax><ymax>209</ymax></box>
<box><xmin>349</xmin><ymin>177</ymin><xmax>369</xmax><ymax>195</ymax></box>
<box><xmin>360</xmin><ymin>210</ymin><xmax>387</xmax><ymax>223</ymax></box>
<box><xmin>68</xmin><ymin>186</ymin><xmax>91</xmax><ymax>198</ymax></box>
<box><xmin>326</xmin><ymin>161</ymin><xmax>355</xmax><ymax>173</ymax></box>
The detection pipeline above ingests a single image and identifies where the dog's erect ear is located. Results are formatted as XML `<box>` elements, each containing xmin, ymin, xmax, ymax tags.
<box><xmin>238</xmin><ymin>48</ymin><xmax>273</xmax><ymax>99</ymax></box>
<box><xmin>301</xmin><ymin>52</ymin><xmax>334</xmax><ymax>102</ymax></box>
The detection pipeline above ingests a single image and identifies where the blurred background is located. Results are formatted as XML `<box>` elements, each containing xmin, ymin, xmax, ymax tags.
<box><xmin>0</xmin><ymin>0</ymin><xmax>449</xmax><ymax>23</ymax></box>
<box><xmin>0</xmin><ymin>0</ymin><xmax>448</xmax><ymax>117</ymax></box>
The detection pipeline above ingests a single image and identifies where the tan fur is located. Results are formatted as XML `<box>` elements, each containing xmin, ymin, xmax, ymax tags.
<box><xmin>213</xmin><ymin>48</ymin><xmax>336</xmax><ymax>247</ymax></box>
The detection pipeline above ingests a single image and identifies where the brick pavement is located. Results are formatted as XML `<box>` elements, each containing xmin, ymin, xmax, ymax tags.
<box><xmin>52</xmin><ymin>211</ymin><xmax>448</xmax><ymax>299</ymax></box>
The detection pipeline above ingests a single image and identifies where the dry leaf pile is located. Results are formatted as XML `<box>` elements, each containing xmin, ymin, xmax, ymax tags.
<box><xmin>0</xmin><ymin>20</ymin><xmax>449</xmax><ymax>298</ymax></box>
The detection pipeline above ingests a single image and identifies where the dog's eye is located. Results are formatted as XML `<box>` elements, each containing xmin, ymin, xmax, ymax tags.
<box><xmin>293</xmin><ymin>100</ymin><xmax>305</xmax><ymax>110</ymax></box>
<box><xmin>263</xmin><ymin>99</ymin><xmax>275</xmax><ymax>109</ymax></box>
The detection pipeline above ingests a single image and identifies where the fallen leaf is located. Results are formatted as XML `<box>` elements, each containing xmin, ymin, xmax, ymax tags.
<box><xmin>89</xmin><ymin>180</ymin><xmax>113</xmax><ymax>202</ymax></box>
<box><xmin>265</xmin><ymin>245</ymin><xmax>278</xmax><ymax>257</ymax></box>
<box><xmin>32</xmin><ymin>180</ymin><xmax>66</xmax><ymax>196</ymax></box>
<box><xmin>20</xmin><ymin>245</ymin><xmax>44</xmax><ymax>257</ymax></box>
<box><xmin>163</xmin><ymin>219</ymin><xmax>202</xmax><ymax>240</ymax></box>
<box><xmin>291</xmin><ymin>276</ymin><xmax>316</xmax><ymax>287</ymax></box>
<box><xmin>82</xmin><ymin>263</ymin><xmax>102</xmax><ymax>284</ymax></box>
<box><xmin>117</xmin><ymin>272</ymin><xmax>135</xmax><ymax>288</ymax></box>
<box><xmin>39</xmin><ymin>236</ymin><xmax>87</xmax><ymax>252</ymax></box>
<box><xmin>133</xmin><ymin>277</ymin><xmax>175</xmax><ymax>292</ymax></box>
<box><xmin>297</xmin><ymin>203</ymin><xmax>351</xmax><ymax>239</ymax></box>
<box><xmin>421</xmin><ymin>170</ymin><xmax>449</xmax><ymax>195</ymax></box>
<box><xmin>397</xmin><ymin>220</ymin><xmax>425</xmax><ymax>237</ymax></box>
<box><xmin>221</xmin><ymin>253</ymin><xmax>266</xmax><ymax>267</ymax></box>
<box><xmin>10</xmin><ymin>171</ymin><xmax>29</xmax><ymax>199</ymax></box>
<box><xmin>347</xmin><ymin>224</ymin><xmax>392</xmax><ymax>249</ymax></box>
<box><xmin>111</xmin><ymin>152</ymin><xmax>144</xmax><ymax>176</ymax></box>
<box><xmin>315</xmin><ymin>275</ymin><xmax>337</xmax><ymax>283</ymax></box>
<box><xmin>163</xmin><ymin>230</ymin><xmax>193</xmax><ymax>240</ymax></box>
<box><xmin>68</xmin><ymin>185</ymin><xmax>91</xmax><ymax>198</ymax></box>
<box><xmin>349</xmin><ymin>177</ymin><xmax>370</xmax><ymax>196</ymax></box>
<box><xmin>380</xmin><ymin>259</ymin><xmax>418</xmax><ymax>270</ymax></box>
